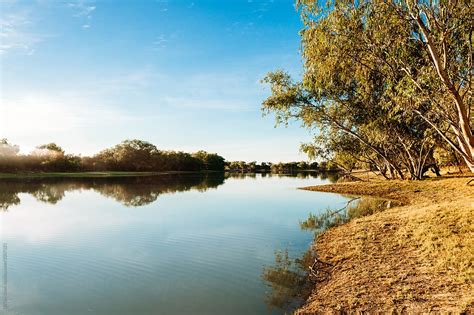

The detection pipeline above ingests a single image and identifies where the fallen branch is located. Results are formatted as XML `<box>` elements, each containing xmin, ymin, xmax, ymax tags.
<box><xmin>309</xmin><ymin>257</ymin><xmax>333</xmax><ymax>283</ymax></box>
<box><xmin>329</xmin><ymin>197</ymin><xmax>361</xmax><ymax>216</ymax></box>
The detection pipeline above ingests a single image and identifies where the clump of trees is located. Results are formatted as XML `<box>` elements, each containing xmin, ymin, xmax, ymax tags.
<box><xmin>0</xmin><ymin>139</ymin><xmax>82</xmax><ymax>172</ymax></box>
<box><xmin>262</xmin><ymin>0</ymin><xmax>472</xmax><ymax>179</ymax></box>
<box><xmin>0</xmin><ymin>139</ymin><xmax>226</xmax><ymax>173</ymax></box>
<box><xmin>84</xmin><ymin>140</ymin><xmax>225</xmax><ymax>172</ymax></box>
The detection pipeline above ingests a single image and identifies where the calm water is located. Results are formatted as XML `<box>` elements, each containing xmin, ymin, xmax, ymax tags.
<box><xmin>0</xmin><ymin>173</ymin><xmax>349</xmax><ymax>315</ymax></box>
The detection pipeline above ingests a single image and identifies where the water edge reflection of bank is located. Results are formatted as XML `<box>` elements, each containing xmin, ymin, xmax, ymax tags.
<box><xmin>263</xmin><ymin>196</ymin><xmax>403</xmax><ymax>312</ymax></box>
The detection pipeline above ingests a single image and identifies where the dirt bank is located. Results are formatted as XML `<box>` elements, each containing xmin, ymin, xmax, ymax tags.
<box><xmin>296</xmin><ymin>176</ymin><xmax>474</xmax><ymax>313</ymax></box>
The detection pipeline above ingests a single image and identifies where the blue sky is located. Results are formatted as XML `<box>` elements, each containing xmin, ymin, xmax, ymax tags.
<box><xmin>0</xmin><ymin>0</ymin><xmax>312</xmax><ymax>162</ymax></box>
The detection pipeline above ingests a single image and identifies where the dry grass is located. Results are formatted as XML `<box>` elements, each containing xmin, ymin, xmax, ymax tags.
<box><xmin>297</xmin><ymin>176</ymin><xmax>474</xmax><ymax>313</ymax></box>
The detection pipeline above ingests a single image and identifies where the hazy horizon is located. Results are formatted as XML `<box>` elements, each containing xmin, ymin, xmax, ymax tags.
<box><xmin>0</xmin><ymin>0</ymin><xmax>313</xmax><ymax>163</ymax></box>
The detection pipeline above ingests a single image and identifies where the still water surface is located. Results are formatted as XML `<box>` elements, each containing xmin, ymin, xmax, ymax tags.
<box><xmin>0</xmin><ymin>173</ymin><xmax>349</xmax><ymax>315</ymax></box>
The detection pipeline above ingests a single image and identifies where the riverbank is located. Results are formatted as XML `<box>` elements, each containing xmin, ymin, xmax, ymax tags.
<box><xmin>297</xmin><ymin>176</ymin><xmax>473</xmax><ymax>313</ymax></box>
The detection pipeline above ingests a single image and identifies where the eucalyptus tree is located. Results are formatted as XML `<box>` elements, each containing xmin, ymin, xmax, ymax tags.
<box><xmin>387</xmin><ymin>0</ymin><xmax>473</xmax><ymax>171</ymax></box>
<box><xmin>262</xmin><ymin>68</ymin><xmax>438</xmax><ymax>179</ymax></box>
<box><xmin>262</xmin><ymin>0</ymin><xmax>472</xmax><ymax>179</ymax></box>
<box><xmin>294</xmin><ymin>0</ymin><xmax>473</xmax><ymax>171</ymax></box>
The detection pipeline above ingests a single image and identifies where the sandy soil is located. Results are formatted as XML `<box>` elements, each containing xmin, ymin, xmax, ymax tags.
<box><xmin>296</xmin><ymin>176</ymin><xmax>474</xmax><ymax>314</ymax></box>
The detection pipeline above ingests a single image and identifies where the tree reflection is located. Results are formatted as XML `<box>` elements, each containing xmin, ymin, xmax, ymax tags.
<box><xmin>262</xmin><ymin>248</ymin><xmax>316</xmax><ymax>312</ymax></box>
<box><xmin>0</xmin><ymin>172</ymin><xmax>342</xmax><ymax>211</ymax></box>
<box><xmin>0</xmin><ymin>173</ymin><xmax>225</xmax><ymax>209</ymax></box>
<box><xmin>0</xmin><ymin>192</ymin><xmax>19</xmax><ymax>211</ymax></box>
<box><xmin>31</xmin><ymin>185</ymin><xmax>66</xmax><ymax>204</ymax></box>
<box><xmin>224</xmin><ymin>171</ymin><xmax>340</xmax><ymax>182</ymax></box>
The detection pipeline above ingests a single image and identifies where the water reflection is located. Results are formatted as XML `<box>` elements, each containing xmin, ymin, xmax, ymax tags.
<box><xmin>2</xmin><ymin>243</ymin><xmax>6</xmax><ymax>312</ymax></box>
<box><xmin>0</xmin><ymin>172</ymin><xmax>340</xmax><ymax>211</ymax></box>
<box><xmin>262</xmin><ymin>248</ymin><xmax>316</xmax><ymax>313</ymax></box>
<box><xmin>0</xmin><ymin>173</ymin><xmax>225</xmax><ymax>210</ymax></box>
<box><xmin>263</xmin><ymin>196</ymin><xmax>402</xmax><ymax>312</ymax></box>
<box><xmin>1</xmin><ymin>172</ymin><xmax>345</xmax><ymax>314</ymax></box>
<box><xmin>300</xmin><ymin>197</ymin><xmax>402</xmax><ymax>235</ymax></box>
<box><xmin>225</xmin><ymin>171</ymin><xmax>340</xmax><ymax>182</ymax></box>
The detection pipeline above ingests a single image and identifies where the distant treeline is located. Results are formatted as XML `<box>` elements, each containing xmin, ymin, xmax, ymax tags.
<box><xmin>225</xmin><ymin>161</ymin><xmax>339</xmax><ymax>173</ymax></box>
<box><xmin>0</xmin><ymin>139</ymin><xmax>335</xmax><ymax>174</ymax></box>
<box><xmin>0</xmin><ymin>139</ymin><xmax>226</xmax><ymax>173</ymax></box>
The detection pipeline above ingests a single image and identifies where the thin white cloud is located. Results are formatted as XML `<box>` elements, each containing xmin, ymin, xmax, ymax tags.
<box><xmin>165</xmin><ymin>72</ymin><xmax>260</xmax><ymax>111</ymax></box>
<box><xmin>162</xmin><ymin>96</ymin><xmax>253</xmax><ymax>111</ymax></box>
<box><xmin>67</xmin><ymin>1</ymin><xmax>96</xmax><ymax>18</ymax></box>
<box><xmin>0</xmin><ymin>11</ymin><xmax>43</xmax><ymax>55</ymax></box>
<box><xmin>152</xmin><ymin>34</ymin><xmax>167</xmax><ymax>50</ymax></box>
<box><xmin>67</xmin><ymin>0</ymin><xmax>96</xmax><ymax>29</ymax></box>
<box><xmin>90</xmin><ymin>68</ymin><xmax>158</xmax><ymax>95</ymax></box>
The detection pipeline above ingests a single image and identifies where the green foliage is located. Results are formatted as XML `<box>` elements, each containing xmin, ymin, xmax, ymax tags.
<box><xmin>300</xmin><ymin>197</ymin><xmax>402</xmax><ymax>236</ymax></box>
<box><xmin>90</xmin><ymin>140</ymin><xmax>227</xmax><ymax>172</ymax></box>
<box><xmin>433</xmin><ymin>146</ymin><xmax>463</xmax><ymax>168</ymax></box>
<box><xmin>193</xmin><ymin>150</ymin><xmax>226</xmax><ymax>171</ymax></box>
<box><xmin>300</xmin><ymin>210</ymin><xmax>349</xmax><ymax>233</ymax></box>
<box><xmin>36</xmin><ymin>143</ymin><xmax>65</xmax><ymax>154</ymax></box>
<box><xmin>262</xmin><ymin>0</ymin><xmax>473</xmax><ymax>178</ymax></box>
<box><xmin>0</xmin><ymin>139</ymin><xmax>226</xmax><ymax>173</ymax></box>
